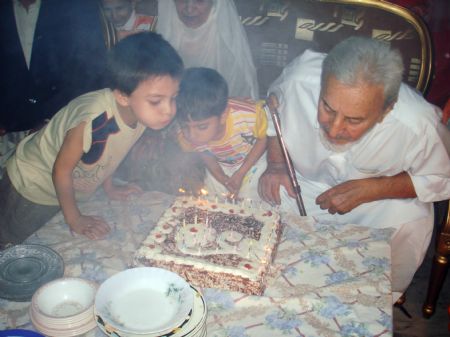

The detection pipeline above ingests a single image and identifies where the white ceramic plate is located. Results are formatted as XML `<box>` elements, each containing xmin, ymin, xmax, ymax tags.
<box><xmin>95</xmin><ymin>284</ymin><xmax>206</xmax><ymax>337</ymax></box>
<box><xmin>95</xmin><ymin>267</ymin><xmax>194</xmax><ymax>335</ymax></box>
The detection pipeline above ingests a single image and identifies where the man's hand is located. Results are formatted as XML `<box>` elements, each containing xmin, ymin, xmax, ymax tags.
<box><xmin>69</xmin><ymin>215</ymin><xmax>110</xmax><ymax>240</ymax></box>
<box><xmin>316</xmin><ymin>179</ymin><xmax>374</xmax><ymax>214</ymax></box>
<box><xmin>316</xmin><ymin>173</ymin><xmax>417</xmax><ymax>215</ymax></box>
<box><xmin>258</xmin><ymin>163</ymin><xmax>296</xmax><ymax>205</ymax></box>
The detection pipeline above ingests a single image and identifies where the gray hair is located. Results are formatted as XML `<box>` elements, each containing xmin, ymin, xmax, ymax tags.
<box><xmin>321</xmin><ymin>37</ymin><xmax>404</xmax><ymax>109</ymax></box>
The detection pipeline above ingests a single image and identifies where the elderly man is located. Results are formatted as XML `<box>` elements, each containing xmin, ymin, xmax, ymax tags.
<box><xmin>258</xmin><ymin>37</ymin><xmax>450</xmax><ymax>301</ymax></box>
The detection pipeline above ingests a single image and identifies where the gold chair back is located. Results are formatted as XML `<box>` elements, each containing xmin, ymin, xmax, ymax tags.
<box><xmin>235</xmin><ymin>0</ymin><xmax>432</xmax><ymax>97</ymax></box>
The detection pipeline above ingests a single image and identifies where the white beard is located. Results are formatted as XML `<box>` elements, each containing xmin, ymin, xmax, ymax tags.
<box><xmin>318</xmin><ymin>128</ymin><xmax>355</xmax><ymax>153</ymax></box>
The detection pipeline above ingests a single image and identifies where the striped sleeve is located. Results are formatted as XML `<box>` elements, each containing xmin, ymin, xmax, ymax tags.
<box><xmin>254</xmin><ymin>100</ymin><xmax>268</xmax><ymax>138</ymax></box>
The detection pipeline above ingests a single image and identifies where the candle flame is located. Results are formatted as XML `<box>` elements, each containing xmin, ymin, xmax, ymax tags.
<box><xmin>179</xmin><ymin>187</ymin><xmax>186</xmax><ymax>194</ymax></box>
<box><xmin>200</xmin><ymin>188</ymin><xmax>208</xmax><ymax>196</ymax></box>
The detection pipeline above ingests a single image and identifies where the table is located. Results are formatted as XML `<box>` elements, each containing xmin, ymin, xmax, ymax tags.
<box><xmin>0</xmin><ymin>191</ymin><xmax>394</xmax><ymax>336</ymax></box>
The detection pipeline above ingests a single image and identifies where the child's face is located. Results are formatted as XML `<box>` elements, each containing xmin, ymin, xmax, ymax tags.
<box><xmin>181</xmin><ymin>114</ymin><xmax>226</xmax><ymax>146</ymax></box>
<box><xmin>115</xmin><ymin>75</ymin><xmax>180</xmax><ymax>130</ymax></box>
<box><xmin>102</xmin><ymin>0</ymin><xmax>134</xmax><ymax>28</ymax></box>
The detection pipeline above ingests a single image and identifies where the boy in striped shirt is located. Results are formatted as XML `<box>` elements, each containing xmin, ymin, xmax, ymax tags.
<box><xmin>177</xmin><ymin>67</ymin><xmax>267</xmax><ymax>201</ymax></box>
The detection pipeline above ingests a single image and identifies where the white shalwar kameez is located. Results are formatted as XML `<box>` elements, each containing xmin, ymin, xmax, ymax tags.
<box><xmin>267</xmin><ymin>50</ymin><xmax>450</xmax><ymax>301</ymax></box>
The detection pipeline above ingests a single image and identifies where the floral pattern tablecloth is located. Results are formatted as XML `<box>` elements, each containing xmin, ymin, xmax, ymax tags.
<box><xmin>0</xmin><ymin>191</ymin><xmax>394</xmax><ymax>336</ymax></box>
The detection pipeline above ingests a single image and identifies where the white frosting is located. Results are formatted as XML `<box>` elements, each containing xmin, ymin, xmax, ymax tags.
<box><xmin>137</xmin><ymin>197</ymin><xmax>281</xmax><ymax>281</ymax></box>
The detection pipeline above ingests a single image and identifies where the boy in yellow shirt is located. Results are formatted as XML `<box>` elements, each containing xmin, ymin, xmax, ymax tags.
<box><xmin>0</xmin><ymin>32</ymin><xmax>183</xmax><ymax>246</ymax></box>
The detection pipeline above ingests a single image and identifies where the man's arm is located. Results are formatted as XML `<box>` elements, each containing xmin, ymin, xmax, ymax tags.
<box><xmin>52</xmin><ymin>122</ymin><xmax>110</xmax><ymax>239</ymax></box>
<box><xmin>258</xmin><ymin>136</ymin><xmax>297</xmax><ymax>204</ymax></box>
<box><xmin>316</xmin><ymin>172</ymin><xmax>416</xmax><ymax>214</ymax></box>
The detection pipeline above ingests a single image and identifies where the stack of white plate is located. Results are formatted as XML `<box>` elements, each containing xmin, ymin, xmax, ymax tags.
<box><xmin>29</xmin><ymin>277</ymin><xmax>98</xmax><ymax>337</ymax></box>
<box><xmin>95</xmin><ymin>267</ymin><xmax>208</xmax><ymax>337</ymax></box>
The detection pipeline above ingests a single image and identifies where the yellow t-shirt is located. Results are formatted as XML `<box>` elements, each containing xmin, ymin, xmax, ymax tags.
<box><xmin>7</xmin><ymin>89</ymin><xmax>145</xmax><ymax>205</ymax></box>
<box><xmin>178</xmin><ymin>98</ymin><xmax>267</xmax><ymax>168</ymax></box>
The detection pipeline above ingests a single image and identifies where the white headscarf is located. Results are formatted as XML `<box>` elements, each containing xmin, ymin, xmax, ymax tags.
<box><xmin>157</xmin><ymin>0</ymin><xmax>259</xmax><ymax>99</ymax></box>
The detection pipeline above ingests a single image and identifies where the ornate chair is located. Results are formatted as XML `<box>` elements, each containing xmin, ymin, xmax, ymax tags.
<box><xmin>234</xmin><ymin>0</ymin><xmax>432</xmax><ymax>97</ymax></box>
<box><xmin>98</xmin><ymin>1</ymin><xmax>118</xmax><ymax>49</ymax></box>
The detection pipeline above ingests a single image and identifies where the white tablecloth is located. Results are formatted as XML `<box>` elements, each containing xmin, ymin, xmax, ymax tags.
<box><xmin>0</xmin><ymin>191</ymin><xmax>394</xmax><ymax>336</ymax></box>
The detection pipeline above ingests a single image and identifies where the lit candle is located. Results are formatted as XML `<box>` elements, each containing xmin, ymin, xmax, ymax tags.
<box><xmin>194</xmin><ymin>214</ymin><xmax>198</xmax><ymax>225</ymax></box>
<box><xmin>183</xmin><ymin>218</ymin><xmax>186</xmax><ymax>228</ymax></box>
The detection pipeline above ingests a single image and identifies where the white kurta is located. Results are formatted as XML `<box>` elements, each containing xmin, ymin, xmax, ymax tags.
<box><xmin>267</xmin><ymin>50</ymin><xmax>450</xmax><ymax>296</ymax></box>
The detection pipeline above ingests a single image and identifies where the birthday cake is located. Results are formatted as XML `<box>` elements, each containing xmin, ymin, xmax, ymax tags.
<box><xmin>134</xmin><ymin>196</ymin><xmax>283</xmax><ymax>295</ymax></box>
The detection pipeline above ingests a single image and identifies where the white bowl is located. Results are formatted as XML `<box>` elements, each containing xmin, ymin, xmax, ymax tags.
<box><xmin>95</xmin><ymin>267</ymin><xmax>194</xmax><ymax>335</ymax></box>
<box><xmin>31</xmin><ymin>277</ymin><xmax>97</xmax><ymax>320</ymax></box>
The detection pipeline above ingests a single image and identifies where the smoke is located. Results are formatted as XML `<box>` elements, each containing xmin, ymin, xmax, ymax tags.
<box><xmin>116</xmin><ymin>125</ymin><xmax>206</xmax><ymax>195</ymax></box>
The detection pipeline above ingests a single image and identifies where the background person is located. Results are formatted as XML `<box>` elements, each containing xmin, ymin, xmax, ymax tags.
<box><xmin>258</xmin><ymin>37</ymin><xmax>450</xmax><ymax>302</ymax></box>
<box><xmin>0</xmin><ymin>0</ymin><xmax>108</xmax><ymax>177</ymax></box>
<box><xmin>101</xmin><ymin>0</ymin><xmax>156</xmax><ymax>40</ymax></box>
<box><xmin>157</xmin><ymin>0</ymin><xmax>259</xmax><ymax>99</ymax></box>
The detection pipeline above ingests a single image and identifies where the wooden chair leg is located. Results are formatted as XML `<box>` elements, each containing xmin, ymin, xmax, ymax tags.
<box><xmin>422</xmin><ymin>252</ymin><xmax>449</xmax><ymax>318</ymax></box>
<box><xmin>423</xmin><ymin>200</ymin><xmax>450</xmax><ymax>318</ymax></box>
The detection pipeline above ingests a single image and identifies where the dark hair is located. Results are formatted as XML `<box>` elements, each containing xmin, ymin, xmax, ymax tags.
<box><xmin>176</xmin><ymin>67</ymin><xmax>229</xmax><ymax>122</ymax></box>
<box><xmin>107</xmin><ymin>32</ymin><xmax>184</xmax><ymax>95</ymax></box>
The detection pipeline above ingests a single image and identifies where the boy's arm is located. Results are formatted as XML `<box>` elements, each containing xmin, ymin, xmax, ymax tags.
<box><xmin>52</xmin><ymin>122</ymin><xmax>110</xmax><ymax>239</ymax></box>
<box><xmin>235</xmin><ymin>137</ymin><xmax>267</xmax><ymax>177</ymax></box>
<box><xmin>199</xmin><ymin>152</ymin><xmax>229</xmax><ymax>187</ymax></box>
<box><xmin>228</xmin><ymin>137</ymin><xmax>267</xmax><ymax>193</ymax></box>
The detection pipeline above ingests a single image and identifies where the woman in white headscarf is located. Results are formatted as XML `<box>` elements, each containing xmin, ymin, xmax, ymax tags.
<box><xmin>157</xmin><ymin>0</ymin><xmax>259</xmax><ymax>99</ymax></box>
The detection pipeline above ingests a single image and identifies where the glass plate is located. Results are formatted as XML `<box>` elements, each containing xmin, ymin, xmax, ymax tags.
<box><xmin>0</xmin><ymin>244</ymin><xmax>64</xmax><ymax>301</ymax></box>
